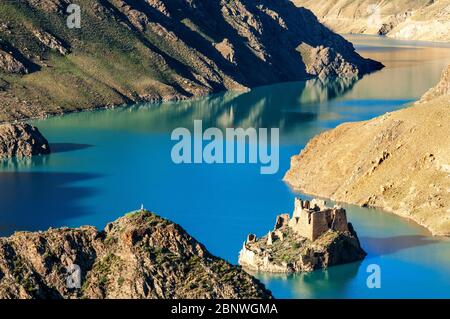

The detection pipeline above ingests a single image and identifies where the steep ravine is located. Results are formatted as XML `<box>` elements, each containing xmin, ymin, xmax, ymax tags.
<box><xmin>284</xmin><ymin>65</ymin><xmax>450</xmax><ymax>236</ymax></box>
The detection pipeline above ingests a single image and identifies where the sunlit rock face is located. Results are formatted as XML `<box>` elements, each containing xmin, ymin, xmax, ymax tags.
<box><xmin>284</xmin><ymin>64</ymin><xmax>450</xmax><ymax>236</ymax></box>
<box><xmin>0</xmin><ymin>123</ymin><xmax>50</xmax><ymax>158</ymax></box>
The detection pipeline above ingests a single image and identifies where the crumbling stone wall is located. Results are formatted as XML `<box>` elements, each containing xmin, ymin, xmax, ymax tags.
<box><xmin>311</xmin><ymin>210</ymin><xmax>333</xmax><ymax>241</ymax></box>
<box><xmin>331</xmin><ymin>208</ymin><xmax>348</xmax><ymax>232</ymax></box>
<box><xmin>289</xmin><ymin>198</ymin><xmax>349</xmax><ymax>241</ymax></box>
<box><xmin>289</xmin><ymin>209</ymin><xmax>314</xmax><ymax>240</ymax></box>
<box><xmin>250</xmin><ymin>198</ymin><xmax>350</xmax><ymax>243</ymax></box>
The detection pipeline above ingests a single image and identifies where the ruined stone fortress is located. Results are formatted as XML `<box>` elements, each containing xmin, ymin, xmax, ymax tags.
<box><xmin>270</xmin><ymin>198</ymin><xmax>349</xmax><ymax>242</ymax></box>
<box><xmin>240</xmin><ymin>198</ymin><xmax>365</xmax><ymax>273</ymax></box>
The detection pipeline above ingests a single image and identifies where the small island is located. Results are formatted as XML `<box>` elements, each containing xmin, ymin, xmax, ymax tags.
<box><xmin>239</xmin><ymin>198</ymin><xmax>366</xmax><ymax>273</ymax></box>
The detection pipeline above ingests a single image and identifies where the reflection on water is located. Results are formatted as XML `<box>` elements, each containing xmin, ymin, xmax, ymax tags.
<box><xmin>23</xmin><ymin>76</ymin><xmax>356</xmax><ymax>135</ymax></box>
<box><xmin>344</xmin><ymin>34</ymin><xmax>450</xmax><ymax>99</ymax></box>
<box><xmin>1</xmin><ymin>156</ymin><xmax>49</xmax><ymax>170</ymax></box>
<box><xmin>1</xmin><ymin>36</ymin><xmax>450</xmax><ymax>298</ymax></box>
<box><xmin>247</xmin><ymin>261</ymin><xmax>363</xmax><ymax>299</ymax></box>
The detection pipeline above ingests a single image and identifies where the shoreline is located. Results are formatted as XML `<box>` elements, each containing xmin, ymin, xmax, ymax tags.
<box><xmin>0</xmin><ymin>73</ymin><xmax>355</xmax><ymax>125</ymax></box>
<box><xmin>0</xmin><ymin>89</ymin><xmax>221</xmax><ymax>125</ymax></box>
<box><xmin>283</xmin><ymin>95</ymin><xmax>450</xmax><ymax>237</ymax></box>
<box><xmin>6</xmin><ymin>35</ymin><xmax>449</xmax><ymax>126</ymax></box>
<box><xmin>344</xmin><ymin>33</ymin><xmax>450</xmax><ymax>47</ymax></box>
<box><xmin>281</xmin><ymin>39</ymin><xmax>450</xmax><ymax>237</ymax></box>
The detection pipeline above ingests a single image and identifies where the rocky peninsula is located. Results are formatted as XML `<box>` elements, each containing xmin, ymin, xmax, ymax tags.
<box><xmin>294</xmin><ymin>0</ymin><xmax>450</xmax><ymax>42</ymax></box>
<box><xmin>284</xmin><ymin>65</ymin><xmax>450</xmax><ymax>236</ymax></box>
<box><xmin>238</xmin><ymin>198</ymin><xmax>366</xmax><ymax>273</ymax></box>
<box><xmin>0</xmin><ymin>0</ymin><xmax>382</xmax><ymax>122</ymax></box>
<box><xmin>0</xmin><ymin>210</ymin><xmax>272</xmax><ymax>299</ymax></box>
<box><xmin>0</xmin><ymin>123</ymin><xmax>50</xmax><ymax>158</ymax></box>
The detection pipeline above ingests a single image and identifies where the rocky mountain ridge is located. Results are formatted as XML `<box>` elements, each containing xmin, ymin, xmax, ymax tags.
<box><xmin>0</xmin><ymin>210</ymin><xmax>272</xmax><ymax>299</ymax></box>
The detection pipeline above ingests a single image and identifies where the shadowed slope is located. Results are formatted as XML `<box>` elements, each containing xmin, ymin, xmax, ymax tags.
<box><xmin>0</xmin><ymin>0</ymin><xmax>382</xmax><ymax>122</ymax></box>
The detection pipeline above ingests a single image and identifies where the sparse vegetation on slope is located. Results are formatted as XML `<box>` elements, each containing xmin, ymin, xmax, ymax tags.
<box><xmin>0</xmin><ymin>210</ymin><xmax>273</xmax><ymax>299</ymax></box>
<box><xmin>0</xmin><ymin>0</ymin><xmax>382</xmax><ymax>122</ymax></box>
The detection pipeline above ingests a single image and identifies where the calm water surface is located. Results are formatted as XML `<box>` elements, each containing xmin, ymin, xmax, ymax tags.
<box><xmin>1</xmin><ymin>36</ymin><xmax>450</xmax><ymax>298</ymax></box>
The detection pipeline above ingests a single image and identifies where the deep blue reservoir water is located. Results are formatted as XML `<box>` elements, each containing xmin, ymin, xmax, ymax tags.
<box><xmin>1</xmin><ymin>36</ymin><xmax>450</xmax><ymax>298</ymax></box>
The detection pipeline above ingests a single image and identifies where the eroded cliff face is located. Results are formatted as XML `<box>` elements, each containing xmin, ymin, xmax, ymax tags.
<box><xmin>0</xmin><ymin>49</ymin><xmax>28</xmax><ymax>75</ymax></box>
<box><xmin>284</xmin><ymin>65</ymin><xmax>450</xmax><ymax>236</ymax></box>
<box><xmin>0</xmin><ymin>0</ymin><xmax>382</xmax><ymax>122</ymax></box>
<box><xmin>0</xmin><ymin>123</ymin><xmax>50</xmax><ymax>158</ymax></box>
<box><xmin>0</xmin><ymin>211</ymin><xmax>272</xmax><ymax>299</ymax></box>
<box><xmin>294</xmin><ymin>0</ymin><xmax>450</xmax><ymax>42</ymax></box>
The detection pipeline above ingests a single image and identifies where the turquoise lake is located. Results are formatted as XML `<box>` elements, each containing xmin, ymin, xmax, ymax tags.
<box><xmin>1</xmin><ymin>36</ymin><xmax>450</xmax><ymax>298</ymax></box>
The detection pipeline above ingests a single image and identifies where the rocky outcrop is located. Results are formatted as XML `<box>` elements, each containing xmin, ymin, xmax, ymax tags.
<box><xmin>419</xmin><ymin>65</ymin><xmax>450</xmax><ymax>103</ymax></box>
<box><xmin>294</xmin><ymin>0</ymin><xmax>450</xmax><ymax>42</ymax></box>
<box><xmin>0</xmin><ymin>0</ymin><xmax>383</xmax><ymax>122</ymax></box>
<box><xmin>214</xmin><ymin>39</ymin><xmax>236</xmax><ymax>64</ymax></box>
<box><xmin>25</xmin><ymin>0</ymin><xmax>69</xmax><ymax>13</ymax></box>
<box><xmin>0</xmin><ymin>123</ymin><xmax>50</xmax><ymax>158</ymax></box>
<box><xmin>0</xmin><ymin>49</ymin><xmax>28</xmax><ymax>75</ymax></box>
<box><xmin>32</xmin><ymin>30</ymin><xmax>69</xmax><ymax>55</ymax></box>
<box><xmin>238</xmin><ymin>198</ymin><xmax>366</xmax><ymax>273</ymax></box>
<box><xmin>377</xmin><ymin>11</ymin><xmax>413</xmax><ymax>36</ymax></box>
<box><xmin>0</xmin><ymin>211</ymin><xmax>272</xmax><ymax>299</ymax></box>
<box><xmin>284</xmin><ymin>64</ymin><xmax>450</xmax><ymax>236</ymax></box>
<box><xmin>298</xmin><ymin>44</ymin><xmax>359</xmax><ymax>79</ymax></box>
